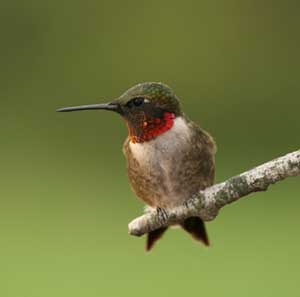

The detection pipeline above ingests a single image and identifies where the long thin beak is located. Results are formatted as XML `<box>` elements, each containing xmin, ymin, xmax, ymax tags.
<box><xmin>56</xmin><ymin>102</ymin><xmax>120</xmax><ymax>113</ymax></box>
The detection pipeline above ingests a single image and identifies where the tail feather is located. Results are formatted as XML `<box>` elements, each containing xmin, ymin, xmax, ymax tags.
<box><xmin>146</xmin><ymin>227</ymin><xmax>168</xmax><ymax>251</ymax></box>
<box><xmin>180</xmin><ymin>217</ymin><xmax>210</xmax><ymax>246</ymax></box>
<box><xmin>145</xmin><ymin>217</ymin><xmax>209</xmax><ymax>251</ymax></box>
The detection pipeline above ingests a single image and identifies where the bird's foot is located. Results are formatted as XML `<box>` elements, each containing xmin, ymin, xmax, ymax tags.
<box><xmin>156</xmin><ymin>207</ymin><xmax>169</xmax><ymax>222</ymax></box>
<box><xmin>184</xmin><ymin>201</ymin><xmax>189</xmax><ymax>209</ymax></box>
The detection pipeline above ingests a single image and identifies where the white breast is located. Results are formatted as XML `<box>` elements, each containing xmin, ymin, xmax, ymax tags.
<box><xmin>128</xmin><ymin>116</ymin><xmax>192</xmax><ymax>207</ymax></box>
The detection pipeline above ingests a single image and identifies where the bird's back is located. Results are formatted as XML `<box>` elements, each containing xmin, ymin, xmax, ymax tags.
<box><xmin>123</xmin><ymin>116</ymin><xmax>216</xmax><ymax>209</ymax></box>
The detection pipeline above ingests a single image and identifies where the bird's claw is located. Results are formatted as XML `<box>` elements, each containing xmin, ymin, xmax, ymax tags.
<box><xmin>156</xmin><ymin>207</ymin><xmax>169</xmax><ymax>222</ymax></box>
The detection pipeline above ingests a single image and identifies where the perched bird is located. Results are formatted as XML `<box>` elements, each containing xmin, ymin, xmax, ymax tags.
<box><xmin>57</xmin><ymin>82</ymin><xmax>216</xmax><ymax>251</ymax></box>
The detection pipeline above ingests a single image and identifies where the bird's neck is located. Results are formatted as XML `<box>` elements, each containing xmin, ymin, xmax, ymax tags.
<box><xmin>127</xmin><ymin>112</ymin><xmax>176</xmax><ymax>143</ymax></box>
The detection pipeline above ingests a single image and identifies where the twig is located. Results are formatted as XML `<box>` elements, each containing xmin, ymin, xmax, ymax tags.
<box><xmin>128</xmin><ymin>150</ymin><xmax>300</xmax><ymax>236</ymax></box>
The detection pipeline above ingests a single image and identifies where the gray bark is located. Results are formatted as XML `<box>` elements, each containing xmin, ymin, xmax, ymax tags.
<box><xmin>128</xmin><ymin>150</ymin><xmax>300</xmax><ymax>236</ymax></box>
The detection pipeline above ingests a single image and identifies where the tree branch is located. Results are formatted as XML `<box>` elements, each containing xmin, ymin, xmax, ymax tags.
<box><xmin>128</xmin><ymin>150</ymin><xmax>300</xmax><ymax>237</ymax></box>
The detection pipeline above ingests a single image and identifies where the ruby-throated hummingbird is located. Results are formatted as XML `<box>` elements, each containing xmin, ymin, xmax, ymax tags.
<box><xmin>57</xmin><ymin>82</ymin><xmax>216</xmax><ymax>251</ymax></box>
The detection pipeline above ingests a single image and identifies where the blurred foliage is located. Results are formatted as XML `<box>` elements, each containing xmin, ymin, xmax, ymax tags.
<box><xmin>0</xmin><ymin>0</ymin><xmax>299</xmax><ymax>296</ymax></box>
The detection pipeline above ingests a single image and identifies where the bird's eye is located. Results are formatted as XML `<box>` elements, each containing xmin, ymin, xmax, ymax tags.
<box><xmin>126</xmin><ymin>97</ymin><xmax>144</xmax><ymax>108</ymax></box>
<box><xmin>133</xmin><ymin>97</ymin><xmax>144</xmax><ymax>106</ymax></box>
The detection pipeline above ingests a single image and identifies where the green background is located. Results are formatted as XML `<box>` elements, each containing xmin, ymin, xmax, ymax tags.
<box><xmin>1</xmin><ymin>1</ymin><xmax>299</xmax><ymax>296</ymax></box>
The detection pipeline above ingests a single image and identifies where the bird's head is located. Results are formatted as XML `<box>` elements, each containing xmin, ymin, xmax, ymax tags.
<box><xmin>57</xmin><ymin>82</ymin><xmax>182</xmax><ymax>143</ymax></box>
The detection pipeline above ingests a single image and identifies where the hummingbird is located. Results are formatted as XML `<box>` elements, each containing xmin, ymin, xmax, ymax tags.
<box><xmin>57</xmin><ymin>82</ymin><xmax>216</xmax><ymax>251</ymax></box>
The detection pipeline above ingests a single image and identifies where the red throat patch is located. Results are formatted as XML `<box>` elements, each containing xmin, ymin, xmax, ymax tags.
<box><xmin>129</xmin><ymin>112</ymin><xmax>176</xmax><ymax>143</ymax></box>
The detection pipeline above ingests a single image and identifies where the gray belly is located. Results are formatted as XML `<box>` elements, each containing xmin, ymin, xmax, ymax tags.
<box><xmin>128</xmin><ymin>145</ymin><xmax>190</xmax><ymax>208</ymax></box>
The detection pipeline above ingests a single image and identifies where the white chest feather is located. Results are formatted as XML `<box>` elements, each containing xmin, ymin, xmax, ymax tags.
<box><xmin>129</xmin><ymin>117</ymin><xmax>191</xmax><ymax>165</ymax></box>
